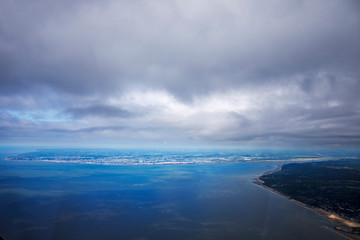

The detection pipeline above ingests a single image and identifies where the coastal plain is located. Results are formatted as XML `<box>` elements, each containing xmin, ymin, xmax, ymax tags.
<box><xmin>259</xmin><ymin>159</ymin><xmax>360</xmax><ymax>239</ymax></box>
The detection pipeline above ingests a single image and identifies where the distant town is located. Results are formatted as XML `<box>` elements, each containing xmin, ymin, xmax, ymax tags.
<box><xmin>5</xmin><ymin>149</ymin><xmax>335</xmax><ymax>165</ymax></box>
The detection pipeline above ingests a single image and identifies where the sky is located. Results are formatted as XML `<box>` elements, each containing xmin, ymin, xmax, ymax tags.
<box><xmin>1</xmin><ymin>0</ymin><xmax>360</xmax><ymax>149</ymax></box>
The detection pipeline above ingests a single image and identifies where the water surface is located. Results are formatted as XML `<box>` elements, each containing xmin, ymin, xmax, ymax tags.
<box><xmin>0</xmin><ymin>149</ymin><xmax>347</xmax><ymax>240</ymax></box>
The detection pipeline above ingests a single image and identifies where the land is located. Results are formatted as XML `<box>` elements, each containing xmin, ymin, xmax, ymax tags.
<box><xmin>257</xmin><ymin>159</ymin><xmax>360</xmax><ymax>239</ymax></box>
<box><xmin>5</xmin><ymin>149</ymin><xmax>338</xmax><ymax>165</ymax></box>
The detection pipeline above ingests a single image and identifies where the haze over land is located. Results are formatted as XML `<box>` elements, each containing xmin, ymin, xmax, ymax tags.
<box><xmin>1</xmin><ymin>0</ymin><xmax>360</xmax><ymax>148</ymax></box>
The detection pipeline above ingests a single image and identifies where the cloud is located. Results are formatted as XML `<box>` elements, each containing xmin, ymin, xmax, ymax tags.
<box><xmin>1</xmin><ymin>0</ymin><xmax>360</xmax><ymax>95</ymax></box>
<box><xmin>65</xmin><ymin>105</ymin><xmax>133</xmax><ymax>119</ymax></box>
<box><xmin>0</xmin><ymin>0</ymin><xmax>360</xmax><ymax>148</ymax></box>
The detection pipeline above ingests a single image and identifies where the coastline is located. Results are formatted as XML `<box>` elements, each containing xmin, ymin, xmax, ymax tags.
<box><xmin>254</xmin><ymin>166</ymin><xmax>360</xmax><ymax>240</ymax></box>
<box><xmin>5</xmin><ymin>156</ymin><xmax>334</xmax><ymax>166</ymax></box>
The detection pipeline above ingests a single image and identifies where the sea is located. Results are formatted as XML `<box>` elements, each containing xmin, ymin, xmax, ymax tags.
<box><xmin>0</xmin><ymin>147</ymin><xmax>354</xmax><ymax>240</ymax></box>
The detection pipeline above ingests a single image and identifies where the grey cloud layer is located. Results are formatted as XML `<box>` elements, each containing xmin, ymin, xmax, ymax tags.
<box><xmin>1</xmin><ymin>0</ymin><xmax>360</xmax><ymax>147</ymax></box>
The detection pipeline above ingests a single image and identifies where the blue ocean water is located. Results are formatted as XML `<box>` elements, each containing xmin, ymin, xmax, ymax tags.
<box><xmin>0</xmin><ymin>148</ymin><xmax>349</xmax><ymax>240</ymax></box>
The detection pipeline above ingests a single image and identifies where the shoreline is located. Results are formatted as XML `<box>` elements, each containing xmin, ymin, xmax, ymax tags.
<box><xmin>4</xmin><ymin>156</ymin><xmax>336</xmax><ymax>166</ymax></box>
<box><xmin>254</xmin><ymin>166</ymin><xmax>360</xmax><ymax>240</ymax></box>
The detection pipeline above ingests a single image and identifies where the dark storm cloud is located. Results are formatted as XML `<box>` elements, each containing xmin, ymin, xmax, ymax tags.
<box><xmin>1</xmin><ymin>0</ymin><xmax>359</xmax><ymax>96</ymax></box>
<box><xmin>302</xmin><ymin>107</ymin><xmax>357</xmax><ymax>121</ymax></box>
<box><xmin>65</xmin><ymin>105</ymin><xmax>133</xmax><ymax>119</ymax></box>
<box><xmin>49</xmin><ymin>125</ymin><xmax>126</xmax><ymax>133</ymax></box>
<box><xmin>1</xmin><ymin>0</ymin><xmax>360</xmax><ymax>147</ymax></box>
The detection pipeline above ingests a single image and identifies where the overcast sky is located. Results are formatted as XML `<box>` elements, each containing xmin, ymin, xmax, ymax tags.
<box><xmin>1</xmin><ymin>0</ymin><xmax>360</xmax><ymax>148</ymax></box>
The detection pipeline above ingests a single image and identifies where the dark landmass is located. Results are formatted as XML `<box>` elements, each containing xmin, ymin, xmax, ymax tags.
<box><xmin>259</xmin><ymin>159</ymin><xmax>360</xmax><ymax>238</ymax></box>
